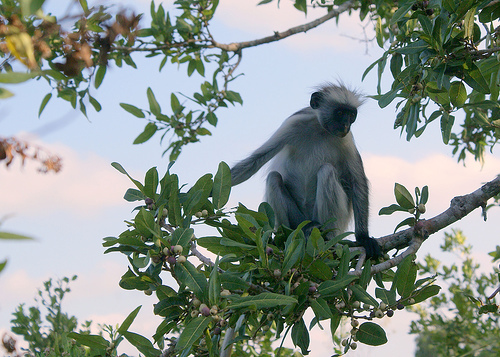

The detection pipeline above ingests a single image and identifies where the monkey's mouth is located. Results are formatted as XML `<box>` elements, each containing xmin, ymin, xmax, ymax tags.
<box><xmin>337</xmin><ymin>129</ymin><xmax>350</xmax><ymax>137</ymax></box>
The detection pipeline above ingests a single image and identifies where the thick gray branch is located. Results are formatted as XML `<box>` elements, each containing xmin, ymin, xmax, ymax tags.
<box><xmin>377</xmin><ymin>175</ymin><xmax>500</xmax><ymax>251</ymax></box>
<box><xmin>350</xmin><ymin>175</ymin><xmax>500</xmax><ymax>275</ymax></box>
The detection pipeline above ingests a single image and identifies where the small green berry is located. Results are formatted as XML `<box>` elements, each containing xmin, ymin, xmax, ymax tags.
<box><xmin>172</xmin><ymin>245</ymin><xmax>183</xmax><ymax>254</ymax></box>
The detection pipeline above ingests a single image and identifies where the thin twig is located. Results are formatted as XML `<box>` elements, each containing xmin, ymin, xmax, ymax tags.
<box><xmin>211</xmin><ymin>1</ymin><xmax>356</xmax><ymax>52</ymax></box>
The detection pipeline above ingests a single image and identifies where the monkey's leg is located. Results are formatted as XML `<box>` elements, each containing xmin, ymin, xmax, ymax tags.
<box><xmin>266</xmin><ymin>171</ymin><xmax>307</xmax><ymax>229</ymax></box>
<box><xmin>313</xmin><ymin>164</ymin><xmax>350</xmax><ymax>233</ymax></box>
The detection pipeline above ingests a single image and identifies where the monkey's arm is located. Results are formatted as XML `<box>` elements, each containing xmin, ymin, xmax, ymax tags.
<box><xmin>350</xmin><ymin>154</ymin><xmax>382</xmax><ymax>258</ymax></box>
<box><xmin>230</xmin><ymin>129</ymin><xmax>289</xmax><ymax>186</ymax></box>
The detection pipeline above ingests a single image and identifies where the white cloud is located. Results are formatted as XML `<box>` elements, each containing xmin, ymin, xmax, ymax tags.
<box><xmin>365</xmin><ymin>153</ymin><xmax>500</xmax><ymax>215</ymax></box>
<box><xmin>0</xmin><ymin>137</ymin><xmax>132</xmax><ymax>218</ymax></box>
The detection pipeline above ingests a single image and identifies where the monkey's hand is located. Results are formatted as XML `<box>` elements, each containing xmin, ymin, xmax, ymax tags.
<box><xmin>356</xmin><ymin>233</ymin><xmax>382</xmax><ymax>259</ymax></box>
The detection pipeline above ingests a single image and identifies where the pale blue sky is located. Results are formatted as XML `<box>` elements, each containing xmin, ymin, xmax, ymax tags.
<box><xmin>1</xmin><ymin>1</ymin><xmax>499</xmax><ymax>356</ymax></box>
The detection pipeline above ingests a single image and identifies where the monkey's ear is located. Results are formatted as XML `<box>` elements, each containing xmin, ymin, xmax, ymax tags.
<box><xmin>310</xmin><ymin>92</ymin><xmax>323</xmax><ymax>109</ymax></box>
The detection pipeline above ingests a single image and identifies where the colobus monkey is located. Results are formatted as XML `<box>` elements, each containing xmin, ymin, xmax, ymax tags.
<box><xmin>230</xmin><ymin>83</ymin><xmax>381</xmax><ymax>258</ymax></box>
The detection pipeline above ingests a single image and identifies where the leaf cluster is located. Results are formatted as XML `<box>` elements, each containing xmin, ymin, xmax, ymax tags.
<box><xmin>0</xmin><ymin>0</ymin><xmax>140</xmax><ymax>116</ymax></box>
<box><xmin>411</xmin><ymin>230</ymin><xmax>500</xmax><ymax>356</ymax></box>
<box><xmin>102</xmin><ymin>162</ymin><xmax>441</xmax><ymax>356</ymax></box>
<box><xmin>10</xmin><ymin>276</ymin><xmax>93</xmax><ymax>356</ymax></box>
<box><xmin>364</xmin><ymin>0</ymin><xmax>500</xmax><ymax>162</ymax></box>
<box><xmin>0</xmin><ymin>0</ymin><xmax>243</xmax><ymax>160</ymax></box>
<box><xmin>379</xmin><ymin>182</ymin><xmax>429</xmax><ymax>232</ymax></box>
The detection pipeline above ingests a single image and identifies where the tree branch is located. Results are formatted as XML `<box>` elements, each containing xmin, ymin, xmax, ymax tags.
<box><xmin>351</xmin><ymin>175</ymin><xmax>500</xmax><ymax>276</ymax></box>
<box><xmin>378</xmin><ymin>175</ymin><xmax>500</xmax><ymax>251</ymax></box>
<box><xmin>210</xmin><ymin>1</ymin><xmax>357</xmax><ymax>52</ymax></box>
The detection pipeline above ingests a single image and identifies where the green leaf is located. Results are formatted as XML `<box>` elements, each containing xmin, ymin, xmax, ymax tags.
<box><xmin>395</xmin><ymin>254</ymin><xmax>417</xmax><ymax>298</ymax></box>
<box><xmin>420</xmin><ymin>186</ymin><xmax>429</xmax><ymax>205</ymax></box>
<box><xmin>338</xmin><ymin>243</ymin><xmax>351</xmax><ymax>278</ymax></box>
<box><xmin>225</xmin><ymin>90</ymin><xmax>243</xmax><ymax>105</ymax></box>
<box><xmin>440</xmin><ymin>112</ymin><xmax>455</xmax><ymax>144</ymax></box>
<box><xmin>350</xmin><ymin>284</ymin><xmax>379</xmax><ymax>307</ymax></box>
<box><xmin>379</xmin><ymin>204</ymin><xmax>408</xmax><ymax>215</ymax></box>
<box><xmin>291</xmin><ymin>318</ymin><xmax>310</xmax><ymax>355</ymax></box>
<box><xmin>94</xmin><ymin>65</ymin><xmax>106</xmax><ymax>89</ymax></box>
<box><xmin>147</xmin><ymin>87</ymin><xmax>162</xmax><ymax>116</ymax></box>
<box><xmin>122</xmin><ymin>331</ymin><xmax>161</xmax><ymax>357</ymax></box>
<box><xmin>464</xmin><ymin>7</ymin><xmax>477</xmax><ymax>40</ymax></box>
<box><xmin>67</xmin><ymin>332</ymin><xmax>109</xmax><ymax>350</ymax></box>
<box><xmin>390</xmin><ymin>54</ymin><xmax>403</xmax><ymax>79</ymax></box>
<box><xmin>411</xmin><ymin>285</ymin><xmax>441</xmax><ymax>304</ymax></box>
<box><xmin>220</xmin><ymin>237</ymin><xmax>256</xmax><ymax>250</ymax></box>
<box><xmin>171</xmin><ymin>228</ymin><xmax>194</xmax><ymax>249</ymax></box>
<box><xmin>133</xmin><ymin>123</ymin><xmax>158</xmax><ymax>145</ymax></box>
<box><xmin>187</xmin><ymin>60</ymin><xmax>196</xmax><ymax>77</ymax></box>
<box><xmin>0</xmin><ymin>231</ymin><xmax>34</xmax><ymax>240</ymax></box>
<box><xmin>378</xmin><ymin>87</ymin><xmax>401</xmax><ymax>108</ymax></box>
<box><xmin>168</xmin><ymin>174</ymin><xmax>182</xmax><ymax>226</ymax></box>
<box><xmin>394</xmin><ymin>217</ymin><xmax>416</xmax><ymax>231</ymax></box>
<box><xmin>0</xmin><ymin>71</ymin><xmax>41</xmax><ymax>83</ymax></box>
<box><xmin>154</xmin><ymin>296</ymin><xmax>185</xmax><ymax>317</ymax></box>
<box><xmin>120</xmin><ymin>103</ymin><xmax>146</xmax><ymax>118</ymax></box>
<box><xmin>375</xmin><ymin>17</ymin><xmax>384</xmax><ymax>47</ymax></box>
<box><xmin>229</xmin><ymin>293</ymin><xmax>297</xmax><ymax>309</ymax></box>
<box><xmin>282</xmin><ymin>236</ymin><xmax>304</xmax><ymax>275</ymax></box>
<box><xmin>406</xmin><ymin>103</ymin><xmax>419</xmax><ymax>141</ymax></box>
<box><xmin>38</xmin><ymin>93</ymin><xmax>52</xmax><ymax>117</ymax></box>
<box><xmin>394</xmin><ymin>183</ymin><xmax>415</xmax><ymax>209</ymax></box>
<box><xmin>88</xmin><ymin>95</ymin><xmax>102</xmax><ymax>112</ymax></box>
<box><xmin>112</xmin><ymin>162</ymin><xmax>145</xmax><ymax>193</ymax></box>
<box><xmin>134</xmin><ymin>208</ymin><xmax>156</xmax><ymax>239</ymax></box>
<box><xmin>375</xmin><ymin>287</ymin><xmax>397</xmax><ymax>306</ymax></box>
<box><xmin>395</xmin><ymin>39</ymin><xmax>428</xmax><ymax>54</ymax></box>
<box><xmin>124</xmin><ymin>188</ymin><xmax>145</xmax><ymax>202</ymax></box>
<box><xmin>0</xmin><ymin>87</ymin><xmax>14</xmax><ymax>99</ymax></box>
<box><xmin>463</xmin><ymin>63</ymin><xmax>490</xmax><ymax>94</ymax></box>
<box><xmin>79</xmin><ymin>0</ymin><xmax>88</xmax><ymax>12</ymax></box>
<box><xmin>117</xmin><ymin>306</ymin><xmax>141</xmax><ymax>334</ymax></box>
<box><xmin>212</xmin><ymin>161</ymin><xmax>231</xmax><ymax>209</ymax></box>
<box><xmin>206</xmin><ymin>112</ymin><xmax>217</xmax><ymax>126</ymax></box>
<box><xmin>309</xmin><ymin>259</ymin><xmax>333</xmax><ymax>280</ymax></box>
<box><xmin>174</xmin><ymin>260</ymin><xmax>208</xmax><ymax>300</ymax></box>
<box><xmin>196</xmin><ymin>127</ymin><xmax>211</xmax><ymax>136</ymax></box>
<box><xmin>184</xmin><ymin>174</ymin><xmax>213</xmax><ymax>215</ymax></box>
<box><xmin>318</xmin><ymin>275</ymin><xmax>358</xmax><ymax>298</ymax></box>
<box><xmin>220</xmin><ymin>272</ymin><xmax>249</xmax><ymax>291</ymax></box>
<box><xmin>144</xmin><ymin>167</ymin><xmax>159</xmax><ymax>198</ymax></box>
<box><xmin>390</xmin><ymin>2</ymin><xmax>413</xmax><ymax>24</ymax></box>
<box><xmin>449</xmin><ymin>81</ymin><xmax>467</xmax><ymax>107</ymax></box>
<box><xmin>310</xmin><ymin>298</ymin><xmax>333</xmax><ymax>320</ymax></box>
<box><xmin>175</xmin><ymin>316</ymin><xmax>211</xmax><ymax>352</ymax></box>
<box><xmin>418</xmin><ymin>14</ymin><xmax>433</xmax><ymax>36</ymax></box>
<box><xmin>171</xmin><ymin>93</ymin><xmax>181</xmax><ymax>113</ymax></box>
<box><xmin>356</xmin><ymin>322</ymin><xmax>388</xmax><ymax>346</ymax></box>
<box><xmin>208</xmin><ymin>257</ymin><xmax>220</xmax><ymax>306</ymax></box>
<box><xmin>20</xmin><ymin>0</ymin><xmax>45</xmax><ymax>16</ymax></box>
<box><xmin>358</xmin><ymin>259</ymin><xmax>372</xmax><ymax>289</ymax></box>
<box><xmin>0</xmin><ymin>259</ymin><xmax>6</xmax><ymax>273</ymax></box>
<box><xmin>330</xmin><ymin>312</ymin><xmax>342</xmax><ymax>336</ymax></box>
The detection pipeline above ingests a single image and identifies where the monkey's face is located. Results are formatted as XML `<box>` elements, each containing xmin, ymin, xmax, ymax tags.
<box><xmin>320</xmin><ymin>105</ymin><xmax>357</xmax><ymax>137</ymax></box>
<box><xmin>310</xmin><ymin>92</ymin><xmax>358</xmax><ymax>137</ymax></box>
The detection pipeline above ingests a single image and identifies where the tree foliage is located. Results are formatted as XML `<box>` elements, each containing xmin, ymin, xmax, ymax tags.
<box><xmin>411</xmin><ymin>230</ymin><xmax>500</xmax><ymax>356</ymax></box>
<box><xmin>2</xmin><ymin>0</ymin><xmax>500</xmax><ymax>162</ymax></box>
